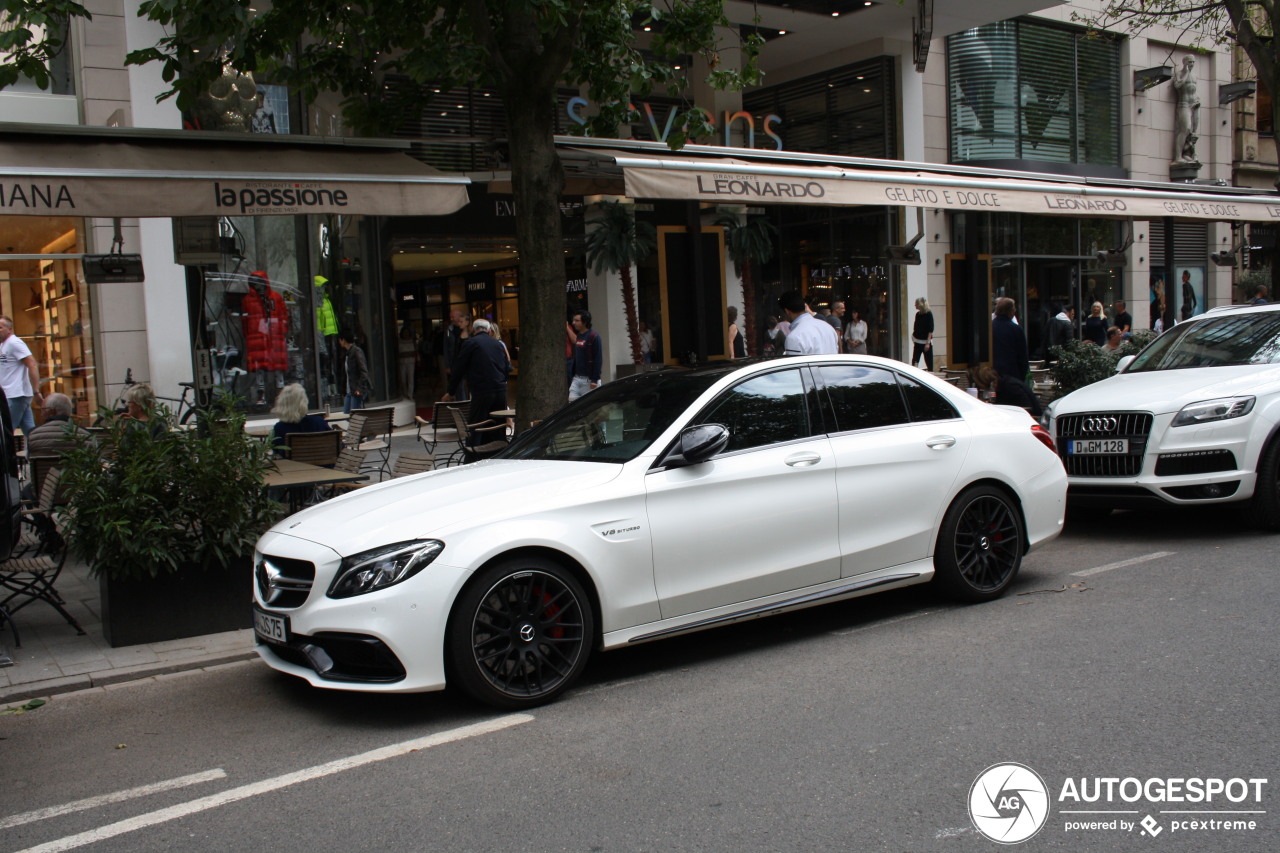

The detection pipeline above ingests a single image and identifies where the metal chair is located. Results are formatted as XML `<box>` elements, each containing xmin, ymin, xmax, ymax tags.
<box><xmin>416</xmin><ymin>400</ymin><xmax>467</xmax><ymax>457</ymax></box>
<box><xmin>26</xmin><ymin>455</ymin><xmax>61</xmax><ymax>505</ymax></box>
<box><xmin>391</xmin><ymin>452</ymin><xmax>435</xmax><ymax>477</ymax></box>
<box><xmin>446</xmin><ymin>406</ymin><xmax>508</xmax><ymax>465</ymax></box>
<box><xmin>343</xmin><ymin>407</ymin><xmax>394</xmax><ymax>480</ymax></box>
<box><xmin>0</xmin><ymin>471</ymin><xmax>86</xmax><ymax>644</ymax></box>
<box><xmin>283</xmin><ymin>429</ymin><xmax>342</xmax><ymax>468</ymax></box>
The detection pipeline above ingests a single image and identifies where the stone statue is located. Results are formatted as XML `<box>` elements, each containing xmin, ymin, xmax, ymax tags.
<box><xmin>1173</xmin><ymin>56</ymin><xmax>1200</xmax><ymax>164</ymax></box>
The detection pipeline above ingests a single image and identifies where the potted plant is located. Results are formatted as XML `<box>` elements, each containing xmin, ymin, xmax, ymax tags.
<box><xmin>59</xmin><ymin>396</ymin><xmax>285</xmax><ymax>647</ymax></box>
<box><xmin>715</xmin><ymin>213</ymin><xmax>778</xmax><ymax>358</ymax></box>
<box><xmin>584</xmin><ymin>199</ymin><xmax>656</xmax><ymax>375</ymax></box>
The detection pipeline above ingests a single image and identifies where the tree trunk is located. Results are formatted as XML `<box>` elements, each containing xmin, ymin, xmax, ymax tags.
<box><xmin>502</xmin><ymin>85</ymin><xmax>569</xmax><ymax>428</ymax></box>
<box><xmin>741</xmin><ymin>263</ymin><xmax>756</xmax><ymax>357</ymax></box>
<box><xmin>621</xmin><ymin>265</ymin><xmax>642</xmax><ymax>363</ymax></box>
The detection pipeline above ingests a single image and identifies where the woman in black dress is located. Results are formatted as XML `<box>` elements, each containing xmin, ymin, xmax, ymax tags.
<box><xmin>910</xmin><ymin>297</ymin><xmax>934</xmax><ymax>371</ymax></box>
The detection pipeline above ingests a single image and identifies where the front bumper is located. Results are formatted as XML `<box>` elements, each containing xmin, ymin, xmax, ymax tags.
<box><xmin>251</xmin><ymin>531</ymin><xmax>471</xmax><ymax>694</ymax></box>
<box><xmin>1056</xmin><ymin>410</ymin><xmax>1259</xmax><ymax>508</ymax></box>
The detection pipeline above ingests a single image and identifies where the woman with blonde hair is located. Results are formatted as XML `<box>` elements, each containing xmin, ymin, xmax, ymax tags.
<box><xmin>271</xmin><ymin>382</ymin><xmax>330</xmax><ymax>454</ymax></box>
<box><xmin>1082</xmin><ymin>301</ymin><xmax>1107</xmax><ymax>346</ymax></box>
<box><xmin>910</xmin><ymin>297</ymin><xmax>934</xmax><ymax>371</ymax></box>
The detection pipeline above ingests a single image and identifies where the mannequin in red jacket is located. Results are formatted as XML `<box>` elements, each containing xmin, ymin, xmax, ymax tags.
<box><xmin>242</xmin><ymin>271</ymin><xmax>289</xmax><ymax>405</ymax></box>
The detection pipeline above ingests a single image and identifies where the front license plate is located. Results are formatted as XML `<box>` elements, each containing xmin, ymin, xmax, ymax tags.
<box><xmin>1069</xmin><ymin>438</ymin><xmax>1129</xmax><ymax>455</ymax></box>
<box><xmin>253</xmin><ymin>608</ymin><xmax>288</xmax><ymax>644</ymax></box>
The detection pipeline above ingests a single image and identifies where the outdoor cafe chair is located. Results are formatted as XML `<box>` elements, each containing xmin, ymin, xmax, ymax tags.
<box><xmin>391</xmin><ymin>452</ymin><xmax>435</xmax><ymax>477</ymax></box>
<box><xmin>0</xmin><ymin>470</ymin><xmax>86</xmax><ymax>644</ymax></box>
<box><xmin>415</xmin><ymin>400</ymin><xmax>468</xmax><ymax>457</ymax></box>
<box><xmin>342</xmin><ymin>407</ymin><xmax>394</xmax><ymax>480</ymax></box>
<box><xmin>283</xmin><ymin>429</ymin><xmax>342</xmax><ymax>468</ymax></box>
<box><xmin>446</xmin><ymin>406</ymin><xmax>508</xmax><ymax>466</ymax></box>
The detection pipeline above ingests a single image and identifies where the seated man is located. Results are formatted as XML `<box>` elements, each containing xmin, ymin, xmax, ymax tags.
<box><xmin>23</xmin><ymin>392</ymin><xmax>91</xmax><ymax>500</ymax></box>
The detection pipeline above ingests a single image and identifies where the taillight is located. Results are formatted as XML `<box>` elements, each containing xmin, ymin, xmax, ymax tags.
<box><xmin>1030</xmin><ymin>423</ymin><xmax>1056</xmax><ymax>453</ymax></box>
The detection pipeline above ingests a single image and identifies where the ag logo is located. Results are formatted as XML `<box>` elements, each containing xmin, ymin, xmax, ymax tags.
<box><xmin>968</xmin><ymin>762</ymin><xmax>1050</xmax><ymax>844</ymax></box>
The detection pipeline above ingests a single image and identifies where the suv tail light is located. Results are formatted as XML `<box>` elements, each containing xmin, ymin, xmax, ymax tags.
<box><xmin>1031</xmin><ymin>423</ymin><xmax>1056</xmax><ymax>453</ymax></box>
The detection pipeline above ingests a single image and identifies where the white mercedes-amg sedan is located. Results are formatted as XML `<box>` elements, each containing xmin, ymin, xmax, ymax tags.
<box><xmin>252</xmin><ymin>356</ymin><xmax>1066</xmax><ymax>708</ymax></box>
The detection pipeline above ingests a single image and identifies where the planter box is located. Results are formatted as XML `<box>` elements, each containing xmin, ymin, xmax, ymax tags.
<box><xmin>98</xmin><ymin>555</ymin><xmax>253</xmax><ymax>647</ymax></box>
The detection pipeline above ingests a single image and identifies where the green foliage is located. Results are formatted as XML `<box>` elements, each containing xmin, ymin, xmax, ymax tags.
<box><xmin>584</xmin><ymin>200</ymin><xmax>656</xmax><ymax>275</ymax></box>
<box><xmin>1047</xmin><ymin>338</ymin><xmax>1122</xmax><ymax>397</ymax></box>
<box><xmin>0</xmin><ymin>0</ymin><xmax>88</xmax><ymax>89</ymax></box>
<box><xmin>585</xmin><ymin>200</ymin><xmax>655</xmax><ymax>363</ymax></box>
<box><xmin>714</xmin><ymin>213</ymin><xmax>777</xmax><ymax>274</ymax></box>
<box><xmin>1116</xmin><ymin>328</ymin><xmax>1157</xmax><ymax>359</ymax></box>
<box><xmin>58</xmin><ymin>396</ymin><xmax>284</xmax><ymax>581</ymax></box>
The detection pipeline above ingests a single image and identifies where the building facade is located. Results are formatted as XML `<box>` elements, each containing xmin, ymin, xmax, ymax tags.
<box><xmin>1</xmin><ymin>0</ymin><xmax>1265</xmax><ymax>426</ymax></box>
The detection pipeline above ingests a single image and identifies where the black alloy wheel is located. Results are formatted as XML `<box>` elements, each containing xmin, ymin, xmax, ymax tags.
<box><xmin>933</xmin><ymin>485</ymin><xmax>1024</xmax><ymax>602</ymax></box>
<box><xmin>1245</xmin><ymin>438</ymin><xmax>1280</xmax><ymax>532</ymax></box>
<box><xmin>448</xmin><ymin>558</ymin><xmax>594</xmax><ymax>708</ymax></box>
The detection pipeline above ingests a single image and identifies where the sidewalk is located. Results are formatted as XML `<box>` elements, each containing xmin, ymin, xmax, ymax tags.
<box><xmin>0</xmin><ymin>421</ymin><xmax>435</xmax><ymax>707</ymax></box>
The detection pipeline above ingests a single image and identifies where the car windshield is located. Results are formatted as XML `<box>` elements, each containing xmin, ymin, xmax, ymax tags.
<box><xmin>498</xmin><ymin>366</ymin><xmax>731</xmax><ymax>463</ymax></box>
<box><xmin>1126</xmin><ymin>312</ymin><xmax>1280</xmax><ymax>372</ymax></box>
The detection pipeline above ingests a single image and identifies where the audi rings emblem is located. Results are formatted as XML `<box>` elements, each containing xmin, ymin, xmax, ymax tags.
<box><xmin>1080</xmin><ymin>416</ymin><xmax>1118</xmax><ymax>434</ymax></box>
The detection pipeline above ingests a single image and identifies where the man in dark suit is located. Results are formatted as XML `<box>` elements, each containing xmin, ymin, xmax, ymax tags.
<box><xmin>443</xmin><ymin>318</ymin><xmax>510</xmax><ymax>434</ymax></box>
<box><xmin>992</xmin><ymin>297</ymin><xmax>1029</xmax><ymax>381</ymax></box>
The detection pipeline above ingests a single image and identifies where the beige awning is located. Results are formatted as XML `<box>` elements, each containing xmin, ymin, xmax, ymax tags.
<box><xmin>0</xmin><ymin>130</ymin><xmax>470</xmax><ymax>218</ymax></box>
<box><xmin>577</xmin><ymin>148</ymin><xmax>1280</xmax><ymax>223</ymax></box>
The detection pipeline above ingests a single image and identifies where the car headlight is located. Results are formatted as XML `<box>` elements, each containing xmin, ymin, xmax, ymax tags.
<box><xmin>328</xmin><ymin>540</ymin><xmax>445</xmax><ymax>599</ymax></box>
<box><xmin>1170</xmin><ymin>396</ymin><xmax>1256</xmax><ymax>428</ymax></box>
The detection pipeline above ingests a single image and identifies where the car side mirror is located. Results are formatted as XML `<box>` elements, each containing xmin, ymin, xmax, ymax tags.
<box><xmin>660</xmin><ymin>423</ymin><xmax>730</xmax><ymax>468</ymax></box>
<box><xmin>1116</xmin><ymin>355</ymin><xmax>1136</xmax><ymax>373</ymax></box>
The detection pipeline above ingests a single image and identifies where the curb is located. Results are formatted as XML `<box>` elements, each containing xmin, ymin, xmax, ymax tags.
<box><xmin>0</xmin><ymin>650</ymin><xmax>261</xmax><ymax>707</ymax></box>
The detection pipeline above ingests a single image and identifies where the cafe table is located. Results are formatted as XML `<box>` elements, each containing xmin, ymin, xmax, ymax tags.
<box><xmin>264</xmin><ymin>458</ymin><xmax>368</xmax><ymax>511</ymax></box>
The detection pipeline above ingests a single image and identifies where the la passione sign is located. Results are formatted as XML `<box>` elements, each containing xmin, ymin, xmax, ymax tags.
<box><xmin>623</xmin><ymin>164</ymin><xmax>1280</xmax><ymax>222</ymax></box>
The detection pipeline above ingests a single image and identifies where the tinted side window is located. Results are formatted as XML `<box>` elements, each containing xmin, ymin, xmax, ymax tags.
<box><xmin>697</xmin><ymin>369</ymin><xmax>810</xmax><ymax>452</ymax></box>
<box><xmin>818</xmin><ymin>365</ymin><xmax>909</xmax><ymax>431</ymax></box>
<box><xmin>897</xmin><ymin>375</ymin><xmax>960</xmax><ymax>422</ymax></box>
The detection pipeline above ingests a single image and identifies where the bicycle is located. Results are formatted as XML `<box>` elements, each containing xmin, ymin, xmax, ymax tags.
<box><xmin>95</xmin><ymin>368</ymin><xmax>200</xmax><ymax>426</ymax></box>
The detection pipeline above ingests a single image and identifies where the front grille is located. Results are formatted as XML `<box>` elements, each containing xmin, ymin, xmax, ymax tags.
<box><xmin>1155</xmin><ymin>450</ymin><xmax>1237</xmax><ymax>477</ymax></box>
<box><xmin>1056</xmin><ymin>412</ymin><xmax>1153</xmax><ymax>477</ymax></box>
<box><xmin>256</xmin><ymin>554</ymin><xmax>315</xmax><ymax>608</ymax></box>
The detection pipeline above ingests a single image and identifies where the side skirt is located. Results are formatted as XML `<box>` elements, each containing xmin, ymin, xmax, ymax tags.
<box><xmin>606</xmin><ymin>568</ymin><xmax>929</xmax><ymax>649</ymax></box>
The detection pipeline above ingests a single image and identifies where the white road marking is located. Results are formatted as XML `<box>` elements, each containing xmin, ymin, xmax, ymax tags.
<box><xmin>0</xmin><ymin>770</ymin><xmax>227</xmax><ymax>830</ymax></box>
<box><xmin>1071</xmin><ymin>551</ymin><xmax>1175</xmax><ymax>578</ymax></box>
<box><xmin>14</xmin><ymin>714</ymin><xmax>533</xmax><ymax>853</ymax></box>
<box><xmin>829</xmin><ymin>609</ymin><xmax>945</xmax><ymax>636</ymax></box>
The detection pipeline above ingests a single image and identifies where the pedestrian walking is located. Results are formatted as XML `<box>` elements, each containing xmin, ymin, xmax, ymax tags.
<box><xmin>0</xmin><ymin>314</ymin><xmax>42</xmax><ymax>434</ymax></box>
<box><xmin>568</xmin><ymin>310</ymin><xmax>603</xmax><ymax>400</ymax></box>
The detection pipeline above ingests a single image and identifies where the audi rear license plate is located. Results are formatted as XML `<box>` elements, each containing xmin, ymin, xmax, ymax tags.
<box><xmin>1069</xmin><ymin>438</ymin><xmax>1129</xmax><ymax>455</ymax></box>
<box><xmin>253</xmin><ymin>608</ymin><xmax>288</xmax><ymax>645</ymax></box>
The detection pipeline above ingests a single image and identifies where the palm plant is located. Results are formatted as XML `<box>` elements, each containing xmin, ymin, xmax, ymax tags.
<box><xmin>715</xmin><ymin>214</ymin><xmax>778</xmax><ymax>357</ymax></box>
<box><xmin>584</xmin><ymin>200</ymin><xmax>656</xmax><ymax>364</ymax></box>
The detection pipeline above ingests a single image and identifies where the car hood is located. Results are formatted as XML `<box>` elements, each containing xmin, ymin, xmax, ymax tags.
<box><xmin>266</xmin><ymin>460</ymin><xmax>622</xmax><ymax>555</ymax></box>
<box><xmin>1053</xmin><ymin>364</ymin><xmax>1280</xmax><ymax>416</ymax></box>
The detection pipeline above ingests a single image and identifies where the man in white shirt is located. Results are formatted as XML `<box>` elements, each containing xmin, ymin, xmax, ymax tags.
<box><xmin>778</xmin><ymin>291</ymin><xmax>839</xmax><ymax>355</ymax></box>
<box><xmin>0</xmin><ymin>315</ymin><xmax>42</xmax><ymax>434</ymax></box>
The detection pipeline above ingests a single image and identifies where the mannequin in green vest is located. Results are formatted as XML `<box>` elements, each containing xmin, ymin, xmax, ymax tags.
<box><xmin>315</xmin><ymin>276</ymin><xmax>339</xmax><ymax>399</ymax></box>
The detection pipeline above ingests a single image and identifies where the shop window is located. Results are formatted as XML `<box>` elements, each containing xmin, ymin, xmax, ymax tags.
<box><xmin>1258</xmin><ymin>80</ymin><xmax>1274</xmax><ymax>137</ymax></box>
<box><xmin>744</xmin><ymin>57</ymin><xmax>896</xmax><ymax>157</ymax></box>
<box><xmin>0</xmin><ymin>13</ymin><xmax>75</xmax><ymax>95</ymax></box>
<box><xmin>948</xmin><ymin>19</ymin><xmax>1121</xmax><ymax>170</ymax></box>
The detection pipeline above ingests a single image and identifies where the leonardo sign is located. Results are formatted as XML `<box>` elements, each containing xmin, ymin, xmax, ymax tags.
<box><xmin>621</xmin><ymin>162</ymin><xmax>1280</xmax><ymax>222</ymax></box>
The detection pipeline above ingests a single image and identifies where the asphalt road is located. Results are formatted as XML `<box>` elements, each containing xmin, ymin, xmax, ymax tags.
<box><xmin>2</xmin><ymin>506</ymin><xmax>1276</xmax><ymax>853</ymax></box>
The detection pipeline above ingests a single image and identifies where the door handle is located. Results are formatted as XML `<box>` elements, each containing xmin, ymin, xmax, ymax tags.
<box><xmin>925</xmin><ymin>435</ymin><xmax>957</xmax><ymax>450</ymax></box>
<box><xmin>785</xmin><ymin>451</ymin><xmax>822</xmax><ymax>467</ymax></box>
